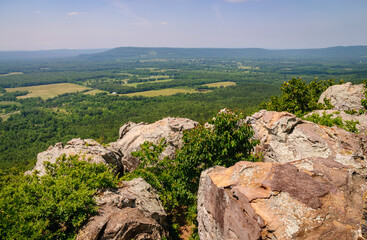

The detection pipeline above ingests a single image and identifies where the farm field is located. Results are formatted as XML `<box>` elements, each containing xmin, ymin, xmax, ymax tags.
<box><xmin>202</xmin><ymin>81</ymin><xmax>236</xmax><ymax>88</ymax></box>
<box><xmin>6</xmin><ymin>83</ymin><xmax>91</xmax><ymax>99</ymax></box>
<box><xmin>123</xmin><ymin>88</ymin><xmax>199</xmax><ymax>97</ymax></box>
<box><xmin>83</xmin><ymin>89</ymin><xmax>107</xmax><ymax>95</ymax></box>
<box><xmin>0</xmin><ymin>101</ymin><xmax>21</xmax><ymax>106</ymax></box>
<box><xmin>0</xmin><ymin>72</ymin><xmax>23</xmax><ymax>77</ymax></box>
<box><xmin>124</xmin><ymin>79</ymin><xmax>172</xmax><ymax>87</ymax></box>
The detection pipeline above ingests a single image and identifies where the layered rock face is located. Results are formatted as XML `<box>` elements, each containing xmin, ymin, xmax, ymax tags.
<box><xmin>77</xmin><ymin>178</ymin><xmax>167</xmax><ymax>240</ymax></box>
<box><xmin>198</xmin><ymin>110</ymin><xmax>367</xmax><ymax>240</ymax></box>
<box><xmin>110</xmin><ymin>117</ymin><xmax>198</xmax><ymax>172</ymax></box>
<box><xmin>27</xmin><ymin>138</ymin><xmax>123</xmax><ymax>176</ymax></box>
<box><xmin>318</xmin><ymin>82</ymin><xmax>365</xmax><ymax>110</ymax></box>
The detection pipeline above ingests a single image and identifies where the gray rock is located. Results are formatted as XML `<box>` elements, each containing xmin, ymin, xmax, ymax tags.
<box><xmin>246</xmin><ymin>110</ymin><xmax>367</xmax><ymax>170</ymax></box>
<box><xmin>27</xmin><ymin>138</ymin><xmax>123</xmax><ymax>176</ymax></box>
<box><xmin>318</xmin><ymin>82</ymin><xmax>365</xmax><ymax>110</ymax></box>
<box><xmin>77</xmin><ymin>178</ymin><xmax>167</xmax><ymax>240</ymax></box>
<box><xmin>110</xmin><ymin>117</ymin><xmax>198</xmax><ymax>172</ymax></box>
<box><xmin>198</xmin><ymin>110</ymin><xmax>367</xmax><ymax>240</ymax></box>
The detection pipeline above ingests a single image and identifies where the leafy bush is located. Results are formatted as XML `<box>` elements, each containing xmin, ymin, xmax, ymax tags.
<box><xmin>262</xmin><ymin>78</ymin><xmax>342</xmax><ymax>117</ymax></box>
<box><xmin>0</xmin><ymin>155</ymin><xmax>118</xmax><ymax>240</ymax></box>
<box><xmin>123</xmin><ymin>109</ymin><xmax>260</xmax><ymax>238</ymax></box>
<box><xmin>304</xmin><ymin>112</ymin><xmax>359</xmax><ymax>133</ymax></box>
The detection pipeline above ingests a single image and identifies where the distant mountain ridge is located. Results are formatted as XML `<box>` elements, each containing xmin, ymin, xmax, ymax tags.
<box><xmin>0</xmin><ymin>49</ymin><xmax>108</xmax><ymax>60</ymax></box>
<box><xmin>80</xmin><ymin>46</ymin><xmax>367</xmax><ymax>61</ymax></box>
<box><xmin>1</xmin><ymin>46</ymin><xmax>367</xmax><ymax>61</ymax></box>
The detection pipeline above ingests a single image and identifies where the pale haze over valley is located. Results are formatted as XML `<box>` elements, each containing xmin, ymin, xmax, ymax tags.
<box><xmin>0</xmin><ymin>0</ymin><xmax>367</xmax><ymax>50</ymax></box>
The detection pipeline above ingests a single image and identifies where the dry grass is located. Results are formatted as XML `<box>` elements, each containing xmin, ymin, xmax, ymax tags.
<box><xmin>0</xmin><ymin>111</ymin><xmax>20</xmax><ymax>121</ymax></box>
<box><xmin>202</xmin><ymin>81</ymin><xmax>236</xmax><ymax>88</ymax></box>
<box><xmin>83</xmin><ymin>89</ymin><xmax>107</xmax><ymax>95</ymax></box>
<box><xmin>0</xmin><ymin>72</ymin><xmax>23</xmax><ymax>77</ymax></box>
<box><xmin>0</xmin><ymin>101</ymin><xmax>21</xmax><ymax>106</ymax></box>
<box><xmin>123</xmin><ymin>88</ymin><xmax>199</xmax><ymax>97</ymax></box>
<box><xmin>124</xmin><ymin>79</ymin><xmax>172</xmax><ymax>87</ymax></box>
<box><xmin>6</xmin><ymin>83</ymin><xmax>90</xmax><ymax>100</ymax></box>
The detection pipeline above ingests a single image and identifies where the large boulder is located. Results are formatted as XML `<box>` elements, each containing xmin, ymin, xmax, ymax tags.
<box><xmin>198</xmin><ymin>160</ymin><xmax>367</xmax><ymax>240</ymax></box>
<box><xmin>77</xmin><ymin>178</ymin><xmax>167</xmax><ymax>240</ymax></box>
<box><xmin>318</xmin><ymin>82</ymin><xmax>365</xmax><ymax>110</ymax></box>
<box><xmin>198</xmin><ymin>110</ymin><xmax>367</xmax><ymax>239</ymax></box>
<box><xmin>27</xmin><ymin>138</ymin><xmax>123</xmax><ymax>176</ymax></box>
<box><xmin>110</xmin><ymin>117</ymin><xmax>198</xmax><ymax>172</ymax></box>
<box><xmin>246</xmin><ymin>110</ymin><xmax>367</xmax><ymax>170</ymax></box>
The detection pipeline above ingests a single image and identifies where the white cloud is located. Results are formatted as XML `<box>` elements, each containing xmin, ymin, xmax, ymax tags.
<box><xmin>34</xmin><ymin>10</ymin><xmax>41</xmax><ymax>14</ymax></box>
<box><xmin>109</xmin><ymin>0</ymin><xmax>151</xmax><ymax>26</ymax></box>
<box><xmin>66</xmin><ymin>12</ymin><xmax>87</xmax><ymax>16</ymax></box>
<box><xmin>160</xmin><ymin>21</ymin><xmax>168</xmax><ymax>25</ymax></box>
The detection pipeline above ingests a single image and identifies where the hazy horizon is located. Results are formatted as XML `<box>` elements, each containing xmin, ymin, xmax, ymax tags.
<box><xmin>1</xmin><ymin>0</ymin><xmax>367</xmax><ymax>51</ymax></box>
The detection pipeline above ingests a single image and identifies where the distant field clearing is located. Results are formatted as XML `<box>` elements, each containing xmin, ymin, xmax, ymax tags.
<box><xmin>6</xmin><ymin>83</ymin><xmax>90</xmax><ymax>99</ymax></box>
<box><xmin>124</xmin><ymin>88</ymin><xmax>199</xmax><ymax>97</ymax></box>
<box><xmin>83</xmin><ymin>89</ymin><xmax>107</xmax><ymax>95</ymax></box>
<box><xmin>0</xmin><ymin>72</ymin><xmax>23</xmax><ymax>77</ymax></box>
<box><xmin>202</xmin><ymin>81</ymin><xmax>236</xmax><ymax>88</ymax></box>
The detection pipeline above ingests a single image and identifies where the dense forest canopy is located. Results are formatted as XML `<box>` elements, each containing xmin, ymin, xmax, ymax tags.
<box><xmin>0</xmin><ymin>46</ymin><xmax>366</xmax><ymax>172</ymax></box>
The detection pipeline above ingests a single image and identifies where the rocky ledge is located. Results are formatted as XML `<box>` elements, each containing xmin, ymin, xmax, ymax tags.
<box><xmin>198</xmin><ymin>110</ymin><xmax>367</xmax><ymax>240</ymax></box>
<box><xmin>77</xmin><ymin>178</ymin><xmax>168</xmax><ymax>240</ymax></box>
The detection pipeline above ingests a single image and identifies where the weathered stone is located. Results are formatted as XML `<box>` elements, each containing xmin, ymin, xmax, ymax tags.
<box><xmin>318</xmin><ymin>82</ymin><xmax>365</xmax><ymax>110</ymax></box>
<box><xmin>110</xmin><ymin>117</ymin><xmax>198</xmax><ymax>172</ymax></box>
<box><xmin>246</xmin><ymin>110</ymin><xmax>367</xmax><ymax>171</ymax></box>
<box><xmin>198</xmin><ymin>160</ymin><xmax>367</xmax><ymax>240</ymax></box>
<box><xmin>77</xmin><ymin>178</ymin><xmax>167</xmax><ymax>240</ymax></box>
<box><xmin>27</xmin><ymin>138</ymin><xmax>123</xmax><ymax>176</ymax></box>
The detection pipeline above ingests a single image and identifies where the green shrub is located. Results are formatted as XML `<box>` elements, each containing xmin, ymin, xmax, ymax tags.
<box><xmin>0</xmin><ymin>155</ymin><xmax>118</xmax><ymax>240</ymax></box>
<box><xmin>123</xmin><ymin>109</ymin><xmax>260</xmax><ymax>238</ymax></box>
<box><xmin>262</xmin><ymin>78</ymin><xmax>342</xmax><ymax>117</ymax></box>
<box><xmin>304</xmin><ymin>112</ymin><xmax>359</xmax><ymax>133</ymax></box>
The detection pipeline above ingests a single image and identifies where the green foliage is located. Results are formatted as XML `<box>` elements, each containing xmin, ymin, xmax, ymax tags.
<box><xmin>0</xmin><ymin>155</ymin><xmax>118</xmax><ymax>240</ymax></box>
<box><xmin>175</xmin><ymin>109</ymin><xmax>260</xmax><ymax>194</ymax></box>
<box><xmin>262</xmin><ymin>78</ymin><xmax>342</xmax><ymax>117</ymax></box>
<box><xmin>362</xmin><ymin>80</ymin><xmax>367</xmax><ymax>109</ymax></box>
<box><xmin>123</xmin><ymin>110</ymin><xmax>260</xmax><ymax>239</ymax></box>
<box><xmin>304</xmin><ymin>112</ymin><xmax>359</xmax><ymax>133</ymax></box>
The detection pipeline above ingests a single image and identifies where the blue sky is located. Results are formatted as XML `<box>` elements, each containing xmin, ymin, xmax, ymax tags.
<box><xmin>0</xmin><ymin>0</ymin><xmax>366</xmax><ymax>50</ymax></box>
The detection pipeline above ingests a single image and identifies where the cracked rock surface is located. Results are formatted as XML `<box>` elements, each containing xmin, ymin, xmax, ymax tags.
<box><xmin>109</xmin><ymin>117</ymin><xmax>198</xmax><ymax>172</ymax></box>
<box><xmin>198</xmin><ymin>110</ymin><xmax>367</xmax><ymax>240</ymax></box>
<box><xmin>77</xmin><ymin>178</ymin><xmax>167</xmax><ymax>240</ymax></box>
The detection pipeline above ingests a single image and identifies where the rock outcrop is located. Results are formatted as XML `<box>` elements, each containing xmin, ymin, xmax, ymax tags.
<box><xmin>246</xmin><ymin>110</ymin><xmax>367</xmax><ymax>170</ymax></box>
<box><xmin>318</xmin><ymin>82</ymin><xmax>365</xmax><ymax>110</ymax></box>
<box><xmin>109</xmin><ymin>117</ymin><xmax>198</xmax><ymax>172</ymax></box>
<box><xmin>27</xmin><ymin>138</ymin><xmax>123</xmax><ymax>176</ymax></box>
<box><xmin>77</xmin><ymin>178</ymin><xmax>167</xmax><ymax>240</ymax></box>
<box><xmin>198</xmin><ymin>110</ymin><xmax>367</xmax><ymax>240</ymax></box>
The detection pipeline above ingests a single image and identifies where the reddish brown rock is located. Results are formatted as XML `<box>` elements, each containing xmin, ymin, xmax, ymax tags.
<box><xmin>109</xmin><ymin>117</ymin><xmax>198</xmax><ymax>171</ymax></box>
<box><xmin>198</xmin><ymin>110</ymin><xmax>367</xmax><ymax>240</ymax></box>
<box><xmin>77</xmin><ymin>178</ymin><xmax>167</xmax><ymax>240</ymax></box>
<box><xmin>198</xmin><ymin>160</ymin><xmax>367</xmax><ymax>240</ymax></box>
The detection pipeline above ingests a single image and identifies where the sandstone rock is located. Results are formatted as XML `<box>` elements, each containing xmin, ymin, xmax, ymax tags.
<box><xmin>110</xmin><ymin>117</ymin><xmax>198</xmax><ymax>172</ymax></box>
<box><xmin>318</xmin><ymin>82</ymin><xmax>365</xmax><ymax>110</ymax></box>
<box><xmin>305</xmin><ymin>109</ymin><xmax>367</xmax><ymax>135</ymax></box>
<box><xmin>77</xmin><ymin>178</ymin><xmax>167</xmax><ymax>240</ymax></box>
<box><xmin>27</xmin><ymin>138</ymin><xmax>123</xmax><ymax>176</ymax></box>
<box><xmin>246</xmin><ymin>110</ymin><xmax>367</xmax><ymax>171</ymax></box>
<box><xmin>198</xmin><ymin>160</ymin><xmax>367</xmax><ymax>240</ymax></box>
